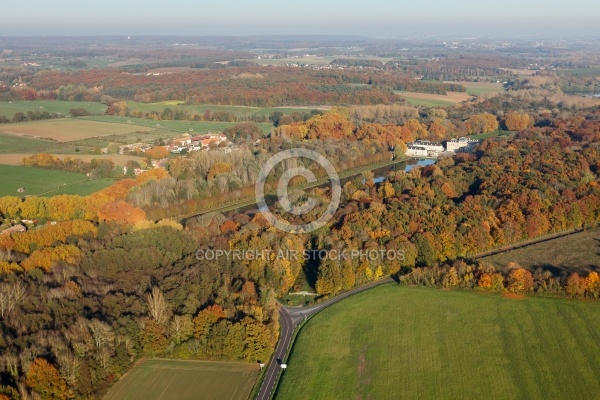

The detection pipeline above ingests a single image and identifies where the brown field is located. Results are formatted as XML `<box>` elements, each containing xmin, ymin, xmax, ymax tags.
<box><xmin>481</xmin><ymin>228</ymin><xmax>600</xmax><ymax>275</ymax></box>
<box><xmin>2</xmin><ymin>119</ymin><xmax>152</xmax><ymax>142</ymax></box>
<box><xmin>0</xmin><ymin>153</ymin><xmax>145</xmax><ymax>166</ymax></box>
<box><xmin>500</xmin><ymin>68</ymin><xmax>536</xmax><ymax>76</ymax></box>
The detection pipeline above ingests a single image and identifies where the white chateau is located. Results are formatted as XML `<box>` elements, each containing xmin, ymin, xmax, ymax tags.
<box><xmin>406</xmin><ymin>140</ymin><xmax>444</xmax><ymax>156</ymax></box>
<box><xmin>446</xmin><ymin>137</ymin><xmax>480</xmax><ymax>153</ymax></box>
<box><xmin>406</xmin><ymin>137</ymin><xmax>480</xmax><ymax>157</ymax></box>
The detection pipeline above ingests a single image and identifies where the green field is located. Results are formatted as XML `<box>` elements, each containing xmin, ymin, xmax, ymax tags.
<box><xmin>402</xmin><ymin>96</ymin><xmax>456</xmax><ymax>107</ymax></box>
<box><xmin>103</xmin><ymin>359</ymin><xmax>258</xmax><ymax>400</ymax></box>
<box><xmin>82</xmin><ymin>115</ymin><xmax>274</xmax><ymax>135</ymax></box>
<box><xmin>469</xmin><ymin>130</ymin><xmax>511</xmax><ymax>140</ymax></box>
<box><xmin>0</xmin><ymin>164</ymin><xmax>111</xmax><ymax>196</ymax></box>
<box><xmin>124</xmin><ymin>100</ymin><xmax>325</xmax><ymax>119</ymax></box>
<box><xmin>0</xmin><ymin>132</ymin><xmax>65</xmax><ymax>154</ymax></box>
<box><xmin>0</xmin><ymin>101</ymin><xmax>107</xmax><ymax>119</ymax></box>
<box><xmin>445</xmin><ymin>81</ymin><xmax>506</xmax><ymax>96</ymax></box>
<box><xmin>481</xmin><ymin>228</ymin><xmax>600</xmax><ymax>275</ymax></box>
<box><xmin>276</xmin><ymin>284</ymin><xmax>600</xmax><ymax>400</ymax></box>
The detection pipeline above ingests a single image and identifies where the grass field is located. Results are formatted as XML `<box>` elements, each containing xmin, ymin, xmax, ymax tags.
<box><xmin>0</xmin><ymin>101</ymin><xmax>107</xmax><ymax>119</ymax></box>
<box><xmin>276</xmin><ymin>284</ymin><xmax>600</xmax><ymax>400</ymax></box>
<box><xmin>124</xmin><ymin>101</ymin><xmax>327</xmax><ymax>119</ymax></box>
<box><xmin>396</xmin><ymin>91</ymin><xmax>472</xmax><ymax>107</ymax></box>
<box><xmin>0</xmin><ymin>164</ymin><xmax>111</xmax><ymax>196</ymax></box>
<box><xmin>103</xmin><ymin>359</ymin><xmax>258</xmax><ymax>400</ymax></box>
<box><xmin>481</xmin><ymin>228</ymin><xmax>600</xmax><ymax>275</ymax></box>
<box><xmin>1</xmin><ymin>119</ymin><xmax>153</xmax><ymax>142</ymax></box>
<box><xmin>445</xmin><ymin>81</ymin><xmax>505</xmax><ymax>96</ymax></box>
<box><xmin>82</xmin><ymin>115</ymin><xmax>274</xmax><ymax>135</ymax></box>
<box><xmin>469</xmin><ymin>130</ymin><xmax>511</xmax><ymax>140</ymax></box>
<box><xmin>0</xmin><ymin>132</ymin><xmax>65</xmax><ymax>154</ymax></box>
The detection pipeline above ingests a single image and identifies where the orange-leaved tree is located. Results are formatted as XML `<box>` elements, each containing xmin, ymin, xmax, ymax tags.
<box><xmin>97</xmin><ymin>201</ymin><xmax>147</xmax><ymax>224</ymax></box>
<box><xmin>25</xmin><ymin>358</ymin><xmax>70</xmax><ymax>400</ymax></box>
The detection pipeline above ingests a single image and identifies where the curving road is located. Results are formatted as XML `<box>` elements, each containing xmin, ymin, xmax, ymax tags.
<box><xmin>255</xmin><ymin>277</ymin><xmax>394</xmax><ymax>400</ymax></box>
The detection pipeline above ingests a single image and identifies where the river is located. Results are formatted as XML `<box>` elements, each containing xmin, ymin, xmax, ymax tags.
<box><xmin>372</xmin><ymin>158</ymin><xmax>436</xmax><ymax>183</ymax></box>
<box><xmin>204</xmin><ymin>158</ymin><xmax>437</xmax><ymax>219</ymax></box>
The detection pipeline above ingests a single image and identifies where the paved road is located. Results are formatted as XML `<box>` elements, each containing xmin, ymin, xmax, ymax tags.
<box><xmin>255</xmin><ymin>277</ymin><xmax>394</xmax><ymax>400</ymax></box>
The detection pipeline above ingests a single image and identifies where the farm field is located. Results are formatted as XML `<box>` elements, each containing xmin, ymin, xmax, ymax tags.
<box><xmin>103</xmin><ymin>359</ymin><xmax>259</xmax><ymax>400</ymax></box>
<box><xmin>253</xmin><ymin>56</ymin><xmax>337</xmax><ymax>66</ymax></box>
<box><xmin>276</xmin><ymin>284</ymin><xmax>600</xmax><ymax>400</ymax></box>
<box><xmin>0</xmin><ymin>100</ymin><xmax>107</xmax><ymax>119</ymax></box>
<box><xmin>0</xmin><ymin>153</ymin><xmax>145</xmax><ymax>167</ymax></box>
<box><xmin>445</xmin><ymin>81</ymin><xmax>505</xmax><ymax>96</ymax></box>
<box><xmin>396</xmin><ymin>91</ymin><xmax>473</xmax><ymax>107</ymax></box>
<box><xmin>481</xmin><ymin>228</ymin><xmax>600</xmax><ymax>275</ymax></box>
<box><xmin>1</xmin><ymin>119</ymin><xmax>153</xmax><ymax>142</ymax></box>
<box><xmin>0</xmin><ymin>132</ymin><xmax>65</xmax><ymax>154</ymax></box>
<box><xmin>248</xmin><ymin>55</ymin><xmax>394</xmax><ymax>66</ymax></box>
<box><xmin>0</xmin><ymin>164</ymin><xmax>111</xmax><ymax>196</ymax></box>
<box><xmin>82</xmin><ymin>115</ymin><xmax>274</xmax><ymax>135</ymax></box>
<box><xmin>124</xmin><ymin>100</ymin><xmax>326</xmax><ymax>119</ymax></box>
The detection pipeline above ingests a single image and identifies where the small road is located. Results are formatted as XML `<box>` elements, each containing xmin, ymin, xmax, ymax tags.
<box><xmin>255</xmin><ymin>277</ymin><xmax>394</xmax><ymax>400</ymax></box>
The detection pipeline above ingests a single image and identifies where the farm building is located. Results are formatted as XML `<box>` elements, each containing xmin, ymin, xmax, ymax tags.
<box><xmin>0</xmin><ymin>224</ymin><xmax>26</xmax><ymax>235</ymax></box>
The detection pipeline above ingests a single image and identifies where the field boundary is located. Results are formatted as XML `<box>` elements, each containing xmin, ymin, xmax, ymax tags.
<box><xmin>466</xmin><ymin>226</ymin><xmax>589</xmax><ymax>261</ymax></box>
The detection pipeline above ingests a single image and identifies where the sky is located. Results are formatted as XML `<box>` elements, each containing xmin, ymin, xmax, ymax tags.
<box><xmin>2</xmin><ymin>0</ymin><xmax>600</xmax><ymax>37</ymax></box>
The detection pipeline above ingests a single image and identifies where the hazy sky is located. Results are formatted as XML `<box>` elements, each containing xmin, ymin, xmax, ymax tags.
<box><xmin>3</xmin><ymin>0</ymin><xmax>600</xmax><ymax>36</ymax></box>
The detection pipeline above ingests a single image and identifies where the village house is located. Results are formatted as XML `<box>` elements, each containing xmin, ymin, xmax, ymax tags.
<box><xmin>123</xmin><ymin>166</ymin><xmax>147</xmax><ymax>176</ymax></box>
<box><xmin>119</xmin><ymin>142</ymin><xmax>151</xmax><ymax>154</ymax></box>
<box><xmin>171</xmin><ymin>137</ymin><xmax>192</xmax><ymax>147</ymax></box>
<box><xmin>152</xmin><ymin>158</ymin><xmax>169</xmax><ymax>169</ymax></box>
<box><xmin>0</xmin><ymin>224</ymin><xmax>26</xmax><ymax>235</ymax></box>
<box><xmin>190</xmin><ymin>134</ymin><xmax>228</xmax><ymax>150</ymax></box>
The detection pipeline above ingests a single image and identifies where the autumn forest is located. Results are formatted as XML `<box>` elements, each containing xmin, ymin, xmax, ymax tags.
<box><xmin>0</xmin><ymin>35</ymin><xmax>599</xmax><ymax>400</ymax></box>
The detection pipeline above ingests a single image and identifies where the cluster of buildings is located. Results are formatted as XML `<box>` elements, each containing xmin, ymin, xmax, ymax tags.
<box><xmin>166</xmin><ymin>134</ymin><xmax>228</xmax><ymax>154</ymax></box>
<box><xmin>113</xmin><ymin>133</ymin><xmax>231</xmax><ymax>175</ymax></box>
<box><xmin>117</xmin><ymin>133</ymin><xmax>230</xmax><ymax>156</ymax></box>
<box><xmin>406</xmin><ymin>137</ymin><xmax>480</xmax><ymax>157</ymax></box>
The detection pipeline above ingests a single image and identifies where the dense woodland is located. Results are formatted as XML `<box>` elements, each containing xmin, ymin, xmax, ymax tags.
<box><xmin>0</xmin><ymin>106</ymin><xmax>599</xmax><ymax>398</ymax></box>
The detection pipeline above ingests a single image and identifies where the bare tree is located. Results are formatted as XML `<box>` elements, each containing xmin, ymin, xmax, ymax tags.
<box><xmin>0</xmin><ymin>282</ymin><xmax>26</xmax><ymax>319</ymax></box>
<box><xmin>88</xmin><ymin>319</ymin><xmax>115</xmax><ymax>350</ymax></box>
<box><xmin>147</xmin><ymin>287</ymin><xmax>171</xmax><ymax>326</ymax></box>
<box><xmin>0</xmin><ymin>353</ymin><xmax>19</xmax><ymax>378</ymax></box>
